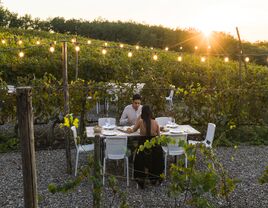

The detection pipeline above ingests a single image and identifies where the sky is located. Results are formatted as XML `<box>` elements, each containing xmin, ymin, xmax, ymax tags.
<box><xmin>2</xmin><ymin>0</ymin><xmax>268</xmax><ymax>42</ymax></box>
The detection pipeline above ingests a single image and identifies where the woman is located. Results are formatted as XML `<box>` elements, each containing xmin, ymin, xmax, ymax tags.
<box><xmin>127</xmin><ymin>105</ymin><xmax>164</xmax><ymax>189</ymax></box>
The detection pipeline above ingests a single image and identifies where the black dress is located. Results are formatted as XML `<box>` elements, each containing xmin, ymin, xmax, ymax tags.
<box><xmin>134</xmin><ymin>136</ymin><xmax>164</xmax><ymax>186</ymax></box>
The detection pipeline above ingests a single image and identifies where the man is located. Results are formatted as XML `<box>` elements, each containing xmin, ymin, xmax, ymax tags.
<box><xmin>120</xmin><ymin>94</ymin><xmax>142</xmax><ymax>126</ymax></box>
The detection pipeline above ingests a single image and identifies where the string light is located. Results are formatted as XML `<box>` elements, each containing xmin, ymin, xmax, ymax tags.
<box><xmin>102</xmin><ymin>48</ymin><xmax>107</xmax><ymax>55</ymax></box>
<box><xmin>207</xmin><ymin>45</ymin><xmax>211</xmax><ymax>50</ymax></box>
<box><xmin>153</xmin><ymin>53</ymin><xmax>158</xmax><ymax>61</ymax></box>
<box><xmin>36</xmin><ymin>40</ymin><xmax>40</xmax><ymax>45</ymax></box>
<box><xmin>54</xmin><ymin>41</ymin><xmax>57</xmax><ymax>45</ymax></box>
<box><xmin>194</xmin><ymin>46</ymin><xmax>198</xmax><ymax>50</ymax></box>
<box><xmin>201</xmin><ymin>57</ymin><xmax>206</xmax><ymax>62</ymax></box>
<box><xmin>49</xmin><ymin>44</ymin><xmax>55</xmax><ymax>53</ymax></box>
<box><xmin>87</xmin><ymin>40</ymin><xmax>91</xmax><ymax>44</ymax></box>
<box><xmin>135</xmin><ymin>45</ymin><xmax>139</xmax><ymax>50</ymax></box>
<box><xmin>1</xmin><ymin>39</ymin><xmax>6</xmax><ymax>44</ymax></box>
<box><xmin>18</xmin><ymin>51</ymin><xmax>24</xmax><ymax>58</ymax></box>
<box><xmin>120</xmin><ymin>44</ymin><xmax>124</xmax><ymax>48</ymax></box>
<box><xmin>150</xmin><ymin>47</ymin><xmax>154</xmax><ymax>50</ymax></box>
<box><xmin>178</xmin><ymin>56</ymin><xmax>182</xmax><ymax>62</ymax></box>
<box><xmin>245</xmin><ymin>57</ymin><xmax>250</xmax><ymax>62</ymax></box>
<box><xmin>180</xmin><ymin>46</ymin><xmax>183</xmax><ymax>50</ymax></box>
<box><xmin>224</xmin><ymin>57</ymin><xmax>229</xmax><ymax>62</ymax></box>
<box><xmin>128</xmin><ymin>51</ymin><xmax>133</xmax><ymax>58</ymax></box>
<box><xmin>18</xmin><ymin>40</ymin><xmax>23</xmax><ymax>45</ymax></box>
<box><xmin>104</xmin><ymin>42</ymin><xmax>108</xmax><ymax>46</ymax></box>
<box><xmin>71</xmin><ymin>38</ymin><xmax>76</xmax><ymax>43</ymax></box>
<box><xmin>165</xmin><ymin>47</ymin><xmax>169</xmax><ymax>51</ymax></box>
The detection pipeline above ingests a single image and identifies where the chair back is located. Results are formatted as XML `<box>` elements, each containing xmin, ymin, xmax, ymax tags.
<box><xmin>168</xmin><ymin>90</ymin><xmax>174</xmax><ymax>98</ymax></box>
<box><xmin>155</xmin><ymin>117</ymin><xmax>172</xmax><ymax>126</ymax></box>
<box><xmin>98</xmin><ymin>117</ymin><xmax>116</xmax><ymax>127</ymax></box>
<box><xmin>167</xmin><ymin>134</ymin><xmax>187</xmax><ymax>153</ymax></box>
<box><xmin>105</xmin><ymin>136</ymin><xmax>128</xmax><ymax>160</ymax></box>
<box><xmin>71</xmin><ymin>126</ymin><xmax>78</xmax><ymax>149</ymax></box>
<box><xmin>204</xmin><ymin>123</ymin><xmax>216</xmax><ymax>147</ymax></box>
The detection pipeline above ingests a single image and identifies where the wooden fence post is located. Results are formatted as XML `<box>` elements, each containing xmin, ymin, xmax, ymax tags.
<box><xmin>93</xmin><ymin>134</ymin><xmax>102</xmax><ymax>208</ymax></box>
<box><xmin>16</xmin><ymin>87</ymin><xmax>37</xmax><ymax>208</ymax></box>
<box><xmin>62</xmin><ymin>41</ymin><xmax>72</xmax><ymax>174</ymax></box>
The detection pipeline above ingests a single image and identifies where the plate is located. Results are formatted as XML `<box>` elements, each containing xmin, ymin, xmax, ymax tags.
<box><xmin>103</xmin><ymin>125</ymin><xmax>116</xmax><ymax>130</ymax></box>
<box><xmin>170</xmin><ymin>129</ymin><xmax>184</xmax><ymax>134</ymax></box>
<box><xmin>166</xmin><ymin>123</ymin><xmax>178</xmax><ymax>128</ymax></box>
<box><xmin>102</xmin><ymin>131</ymin><xmax>117</xmax><ymax>136</ymax></box>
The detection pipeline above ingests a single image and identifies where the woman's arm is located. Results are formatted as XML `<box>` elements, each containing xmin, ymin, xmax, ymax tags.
<box><xmin>127</xmin><ymin>119</ymin><xmax>141</xmax><ymax>133</ymax></box>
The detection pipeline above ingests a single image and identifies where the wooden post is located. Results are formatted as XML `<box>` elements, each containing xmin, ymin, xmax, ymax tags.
<box><xmin>16</xmin><ymin>87</ymin><xmax>37</xmax><ymax>208</ymax></box>
<box><xmin>93</xmin><ymin>134</ymin><xmax>102</xmax><ymax>208</ymax></box>
<box><xmin>75</xmin><ymin>49</ymin><xmax>79</xmax><ymax>80</ymax></box>
<box><xmin>236</xmin><ymin>27</ymin><xmax>248</xmax><ymax>77</ymax></box>
<box><xmin>62</xmin><ymin>41</ymin><xmax>72</xmax><ymax>174</ymax></box>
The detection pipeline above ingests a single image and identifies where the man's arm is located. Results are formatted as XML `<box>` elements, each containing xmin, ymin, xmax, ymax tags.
<box><xmin>119</xmin><ymin>107</ymin><xmax>128</xmax><ymax>125</ymax></box>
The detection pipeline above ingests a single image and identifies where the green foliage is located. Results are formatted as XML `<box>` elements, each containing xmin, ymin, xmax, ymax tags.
<box><xmin>259</xmin><ymin>166</ymin><xmax>268</xmax><ymax>184</ymax></box>
<box><xmin>0</xmin><ymin>136</ymin><xmax>18</xmax><ymax>152</ymax></box>
<box><xmin>138</xmin><ymin>135</ymin><xmax>238</xmax><ymax>207</ymax></box>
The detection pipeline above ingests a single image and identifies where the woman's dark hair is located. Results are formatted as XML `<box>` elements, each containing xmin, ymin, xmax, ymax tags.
<box><xmin>141</xmin><ymin>105</ymin><xmax>153</xmax><ymax>137</ymax></box>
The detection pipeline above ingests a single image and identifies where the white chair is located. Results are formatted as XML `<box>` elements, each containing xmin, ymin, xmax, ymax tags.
<box><xmin>188</xmin><ymin>123</ymin><xmax>216</xmax><ymax>148</ymax></box>
<box><xmin>155</xmin><ymin>117</ymin><xmax>172</xmax><ymax>126</ymax></box>
<box><xmin>166</xmin><ymin>90</ymin><xmax>174</xmax><ymax>110</ymax></box>
<box><xmin>162</xmin><ymin>134</ymin><xmax>187</xmax><ymax>177</ymax></box>
<box><xmin>103</xmin><ymin>136</ymin><xmax>129</xmax><ymax>186</ymax></box>
<box><xmin>98</xmin><ymin>117</ymin><xmax>116</xmax><ymax>127</ymax></box>
<box><xmin>71</xmin><ymin>126</ymin><xmax>94</xmax><ymax>176</ymax></box>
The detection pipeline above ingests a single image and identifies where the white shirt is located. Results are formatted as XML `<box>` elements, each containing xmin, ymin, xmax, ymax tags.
<box><xmin>119</xmin><ymin>104</ymin><xmax>142</xmax><ymax>126</ymax></box>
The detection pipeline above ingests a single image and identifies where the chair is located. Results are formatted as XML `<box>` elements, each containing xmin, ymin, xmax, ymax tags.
<box><xmin>98</xmin><ymin>117</ymin><xmax>116</xmax><ymax>127</ymax></box>
<box><xmin>188</xmin><ymin>123</ymin><xmax>216</xmax><ymax>148</ymax></box>
<box><xmin>165</xmin><ymin>90</ymin><xmax>174</xmax><ymax>110</ymax></box>
<box><xmin>103</xmin><ymin>136</ymin><xmax>129</xmax><ymax>186</ymax></box>
<box><xmin>162</xmin><ymin>133</ymin><xmax>187</xmax><ymax>177</ymax></box>
<box><xmin>155</xmin><ymin>117</ymin><xmax>172</xmax><ymax>126</ymax></box>
<box><xmin>71</xmin><ymin>126</ymin><xmax>94</xmax><ymax>176</ymax></box>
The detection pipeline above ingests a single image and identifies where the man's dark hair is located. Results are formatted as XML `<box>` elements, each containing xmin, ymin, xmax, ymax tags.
<box><xmin>132</xmin><ymin>94</ymin><xmax>141</xmax><ymax>101</ymax></box>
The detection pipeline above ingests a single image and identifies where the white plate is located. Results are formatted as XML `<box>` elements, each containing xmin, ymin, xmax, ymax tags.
<box><xmin>170</xmin><ymin>129</ymin><xmax>184</xmax><ymax>134</ymax></box>
<box><xmin>103</xmin><ymin>125</ymin><xmax>116</xmax><ymax>130</ymax></box>
<box><xmin>102</xmin><ymin>131</ymin><xmax>117</xmax><ymax>136</ymax></box>
<box><xmin>166</xmin><ymin>123</ymin><xmax>178</xmax><ymax>128</ymax></box>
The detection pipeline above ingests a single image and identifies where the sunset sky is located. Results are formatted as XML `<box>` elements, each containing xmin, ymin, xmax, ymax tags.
<box><xmin>2</xmin><ymin>0</ymin><xmax>268</xmax><ymax>42</ymax></box>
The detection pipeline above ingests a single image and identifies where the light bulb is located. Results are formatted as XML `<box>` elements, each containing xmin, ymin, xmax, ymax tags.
<box><xmin>178</xmin><ymin>56</ymin><xmax>182</xmax><ymax>62</ymax></box>
<box><xmin>19</xmin><ymin>51</ymin><xmax>24</xmax><ymax>58</ymax></box>
<box><xmin>104</xmin><ymin>42</ymin><xmax>108</xmax><ymax>46</ymax></box>
<box><xmin>75</xmin><ymin>45</ymin><xmax>80</xmax><ymax>52</ymax></box>
<box><xmin>135</xmin><ymin>45</ymin><xmax>139</xmax><ymax>50</ymax></box>
<box><xmin>128</xmin><ymin>52</ymin><xmax>133</xmax><ymax>58</ymax></box>
<box><xmin>194</xmin><ymin>46</ymin><xmax>198</xmax><ymax>50</ymax></box>
<box><xmin>18</xmin><ymin>40</ymin><xmax>23</xmax><ymax>45</ymax></box>
<box><xmin>165</xmin><ymin>47</ymin><xmax>169</xmax><ymax>51</ymax></box>
<box><xmin>71</xmin><ymin>38</ymin><xmax>76</xmax><ymax>43</ymax></box>
<box><xmin>1</xmin><ymin>39</ymin><xmax>6</xmax><ymax>44</ymax></box>
<box><xmin>54</xmin><ymin>41</ymin><xmax>57</xmax><ymax>45</ymax></box>
<box><xmin>245</xmin><ymin>57</ymin><xmax>250</xmax><ymax>62</ymax></box>
<box><xmin>224</xmin><ymin>57</ymin><xmax>229</xmax><ymax>62</ymax></box>
<box><xmin>87</xmin><ymin>40</ymin><xmax>91</xmax><ymax>44</ymax></box>
<box><xmin>153</xmin><ymin>54</ymin><xmax>158</xmax><ymax>60</ymax></box>
<box><xmin>180</xmin><ymin>46</ymin><xmax>183</xmax><ymax>50</ymax></box>
<box><xmin>207</xmin><ymin>45</ymin><xmax>211</xmax><ymax>49</ymax></box>
<box><xmin>49</xmin><ymin>46</ymin><xmax>55</xmax><ymax>53</ymax></box>
<box><xmin>120</xmin><ymin>44</ymin><xmax>124</xmax><ymax>48</ymax></box>
<box><xmin>150</xmin><ymin>47</ymin><xmax>154</xmax><ymax>50</ymax></box>
<box><xmin>102</xmin><ymin>49</ymin><xmax>107</xmax><ymax>55</ymax></box>
<box><xmin>201</xmin><ymin>57</ymin><xmax>206</xmax><ymax>62</ymax></box>
<box><xmin>36</xmin><ymin>40</ymin><xmax>40</xmax><ymax>45</ymax></box>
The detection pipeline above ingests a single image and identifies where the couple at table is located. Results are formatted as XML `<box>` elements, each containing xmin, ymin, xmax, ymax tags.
<box><xmin>120</xmin><ymin>94</ymin><xmax>164</xmax><ymax>189</ymax></box>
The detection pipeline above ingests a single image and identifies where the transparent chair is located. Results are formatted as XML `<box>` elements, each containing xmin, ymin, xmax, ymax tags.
<box><xmin>71</xmin><ymin>126</ymin><xmax>94</xmax><ymax>176</ymax></box>
<box><xmin>188</xmin><ymin>123</ymin><xmax>216</xmax><ymax>148</ymax></box>
<box><xmin>103</xmin><ymin>136</ymin><xmax>129</xmax><ymax>186</ymax></box>
<box><xmin>98</xmin><ymin>117</ymin><xmax>116</xmax><ymax>127</ymax></box>
<box><xmin>162</xmin><ymin>133</ymin><xmax>187</xmax><ymax>177</ymax></box>
<box><xmin>155</xmin><ymin>117</ymin><xmax>172</xmax><ymax>127</ymax></box>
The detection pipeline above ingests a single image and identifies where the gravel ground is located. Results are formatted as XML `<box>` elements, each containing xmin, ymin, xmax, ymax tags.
<box><xmin>0</xmin><ymin>145</ymin><xmax>267</xmax><ymax>208</ymax></box>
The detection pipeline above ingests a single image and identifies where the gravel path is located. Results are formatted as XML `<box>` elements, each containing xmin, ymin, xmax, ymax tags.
<box><xmin>0</xmin><ymin>145</ymin><xmax>267</xmax><ymax>208</ymax></box>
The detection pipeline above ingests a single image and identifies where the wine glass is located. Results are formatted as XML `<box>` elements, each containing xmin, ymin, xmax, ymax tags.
<box><xmin>171</xmin><ymin>117</ymin><xmax>176</xmax><ymax>124</ymax></box>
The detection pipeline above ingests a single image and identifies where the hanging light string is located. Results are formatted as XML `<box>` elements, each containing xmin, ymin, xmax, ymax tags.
<box><xmin>0</xmin><ymin>36</ymin><xmax>268</xmax><ymax>63</ymax></box>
